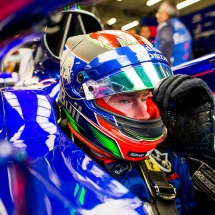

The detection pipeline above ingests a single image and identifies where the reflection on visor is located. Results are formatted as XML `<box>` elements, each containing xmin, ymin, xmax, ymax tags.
<box><xmin>83</xmin><ymin>62</ymin><xmax>172</xmax><ymax>100</ymax></box>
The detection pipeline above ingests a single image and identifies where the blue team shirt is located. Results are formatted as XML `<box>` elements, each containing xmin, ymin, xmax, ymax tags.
<box><xmin>155</xmin><ymin>17</ymin><xmax>192</xmax><ymax>66</ymax></box>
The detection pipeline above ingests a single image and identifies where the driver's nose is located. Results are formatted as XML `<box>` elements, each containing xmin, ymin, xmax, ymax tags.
<box><xmin>133</xmin><ymin>100</ymin><xmax>150</xmax><ymax>120</ymax></box>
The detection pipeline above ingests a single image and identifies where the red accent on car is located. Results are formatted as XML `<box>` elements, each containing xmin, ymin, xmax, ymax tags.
<box><xmin>193</xmin><ymin>69</ymin><xmax>213</xmax><ymax>77</ymax></box>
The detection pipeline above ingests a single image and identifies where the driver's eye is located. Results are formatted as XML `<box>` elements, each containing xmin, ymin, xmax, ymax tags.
<box><xmin>120</xmin><ymin>100</ymin><xmax>130</xmax><ymax>104</ymax></box>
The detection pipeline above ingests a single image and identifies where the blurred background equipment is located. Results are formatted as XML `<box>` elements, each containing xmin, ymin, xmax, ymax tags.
<box><xmin>82</xmin><ymin>0</ymin><xmax>215</xmax><ymax>58</ymax></box>
<box><xmin>0</xmin><ymin>8</ymin><xmax>103</xmax><ymax>87</ymax></box>
<box><xmin>82</xmin><ymin>0</ymin><xmax>215</xmax><ymax>30</ymax></box>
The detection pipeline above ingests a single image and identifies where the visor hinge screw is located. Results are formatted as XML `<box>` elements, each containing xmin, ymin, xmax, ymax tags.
<box><xmin>78</xmin><ymin>73</ymin><xmax>84</xmax><ymax>82</ymax></box>
<box><xmin>88</xmin><ymin>86</ymin><xmax>94</xmax><ymax>92</ymax></box>
<box><xmin>79</xmin><ymin>86</ymin><xmax>83</xmax><ymax>92</ymax></box>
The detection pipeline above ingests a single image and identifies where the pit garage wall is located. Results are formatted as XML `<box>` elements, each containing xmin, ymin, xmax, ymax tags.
<box><xmin>180</xmin><ymin>4</ymin><xmax>215</xmax><ymax>59</ymax></box>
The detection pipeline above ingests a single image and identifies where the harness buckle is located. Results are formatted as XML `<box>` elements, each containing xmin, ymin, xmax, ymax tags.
<box><xmin>153</xmin><ymin>183</ymin><xmax>176</xmax><ymax>200</ymax></box>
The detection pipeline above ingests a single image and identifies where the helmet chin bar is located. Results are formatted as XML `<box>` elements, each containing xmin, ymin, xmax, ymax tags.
<box><xmin>97</xmin><ymin>112</ymin><xmax>165</xmax><ymax>141</ymax></box>
<box><xmin>115</xmin><ymin>115</ymin><xmax>165</xmax><ymax>140</ymax></box>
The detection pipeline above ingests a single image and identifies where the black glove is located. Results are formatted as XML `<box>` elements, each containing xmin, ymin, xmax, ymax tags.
<box><xmin>152</xmin><ymin>74</ymin><xmax>215</xmax><ymax>164</ymax></box>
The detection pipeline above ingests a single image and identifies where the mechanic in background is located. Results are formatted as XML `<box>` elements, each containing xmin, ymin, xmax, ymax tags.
<box><xmin>154</xmin><ymin>1</ymin><xmax>192</xmax><ymax>66</ymax></box>
<box><xmin>139</xmin><ymin>25</ymin><xmax>151</xmax><ymax>40</ymax></box>
<box><xmin>59</xmin><ymin>30</ymin><xmax>214</xmax><ymax>215</ymax></box>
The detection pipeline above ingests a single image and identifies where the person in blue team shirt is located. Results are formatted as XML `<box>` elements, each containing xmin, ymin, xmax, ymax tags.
<box><xmin>154</xmin><ymin>1</ymin><xmax>193</xmax><ymax>66</ymax></box>
<box><xmin>59</xmin><ymin>30</ymin><xmax>215</xmax><ymax>215</ymax></box>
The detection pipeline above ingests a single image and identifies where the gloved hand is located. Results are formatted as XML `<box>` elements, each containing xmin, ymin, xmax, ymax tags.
<box><xmin>152</xmin><ymin>74</ymin><xmax>215</xmax><ymax>163</ymax></box>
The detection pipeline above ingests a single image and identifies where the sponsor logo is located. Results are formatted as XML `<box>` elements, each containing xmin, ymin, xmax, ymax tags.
<box><xmin>114</xmin><ymin>163</ymin><xmax>129</xmax><ymax>175</ymax></box>
<box><xmin>191</xmin><ymin>14</ymin><xmax>202</xmax><ymax>24</ymax></box>
<box><xmin>145</xmin><ymin>157</ymin><xmax>161</xmax><ymax>172</ymax></box>
<box><xmin>173</xmin><ymin>32</ymin><xmax>191</xmax><ymax>45</ymax></box>
<box><xmin>136</xmin><ymin>52</ymin><xmax>167</xmax><ymax>62</ymax></box>
<box><xmin>135</xmin><ymin>45</ymin><xmax>167</xmax><ymax>62</ymax></box>
<box><xmin>59</xmin><ymin>87</ymin><xmax>82</xmax><ymax>122</ymax></box>
<box><xmin>127</xmin><ymin>151</ymin><xmax>146</xmax><ymax>158</ymax></box>
<box><xmin>106</xmin><ymin>161</ymin><xmax>130</xmax><ymax>177</ymax></box>
<box><xmin>143</xmin><ymin>45</ymin><xmax>162</xmax><ymax>54</ymax></box>
<box><xmin>151</xmin><ymin>149</ymin><xmax>172</xmax><ymax>172</ymax></box>
<box><xmin>149</xmin><ymin>53</ymin><xmax>167</xmax><ymax>61</ymax></box>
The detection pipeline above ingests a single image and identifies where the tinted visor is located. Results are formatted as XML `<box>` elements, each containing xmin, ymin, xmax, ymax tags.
<box><xmin>83</xmin><ymin>62</ymin><xmax>172</xmax><ymax>100</ymax></box>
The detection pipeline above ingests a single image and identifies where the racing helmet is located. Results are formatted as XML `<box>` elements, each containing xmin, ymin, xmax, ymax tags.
<box><xmin>59</xmin><ymin>30</ymin><xmax>173</xmax><ymax>162</ymax></box>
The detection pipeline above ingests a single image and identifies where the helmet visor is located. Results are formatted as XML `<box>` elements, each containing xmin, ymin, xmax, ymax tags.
<box><xmin>83</xmin><ymin>62</ymin><xmax>172</xmax><ymax>100</ymax></box>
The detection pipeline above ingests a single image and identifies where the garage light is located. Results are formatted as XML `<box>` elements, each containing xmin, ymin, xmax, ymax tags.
<box><xmin>146</xmin><ymin>0</ymin><xmax>161</xmax><ymax>6</ymax></box>
<box><xmin>107</xmin><ymin>18</ymin><xmax>117</xmax><ymax>25</ymax></box>
<box><xmin>121</xmin><ymin>21</ymin><xmax>139</xmax><ymax>31</ymax></box>
<box><xmin>177</xmin><ymin>0</ymin><xmax>200</xmax><ymax>10</ymax></box>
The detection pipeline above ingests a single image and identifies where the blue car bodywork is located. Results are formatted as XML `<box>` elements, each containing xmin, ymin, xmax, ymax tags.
<box><xmin>0</xmin><ymin>88</ymin><xmax>145</xmax><ymax>214</ymax></box>
<box><xmin>172</xmin><ymin>52</ymin><xmax>215</xmax><ymax>93</ymax></box>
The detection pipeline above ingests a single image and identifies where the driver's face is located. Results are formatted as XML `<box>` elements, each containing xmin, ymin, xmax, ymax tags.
<box><xmin>107</xmin><ymin>90</ymin><xmax>151</xmax><ymax>120</ymax></box>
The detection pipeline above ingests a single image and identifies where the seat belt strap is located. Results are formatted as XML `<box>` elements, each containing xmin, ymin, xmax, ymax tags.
<box><xmin>139</xmin><ymin>156</ymin><xmax>178</xmax><ymax>215</ymax></box>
